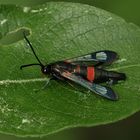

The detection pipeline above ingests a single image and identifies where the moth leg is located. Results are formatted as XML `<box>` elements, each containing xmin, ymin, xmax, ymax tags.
<box><xmin>66</xmin><ymin>81</ymin><xmax>80</xmax><ymax>91</ymax></box>
<box><xmin>34</xmin><ymin>77</ymin><xmax>54</xmax><ymax>92</ymax></box>
<box><xmin>53</xmin><ymin>75</ymin><xmax>65</xmax><ymax>81</ymax></box>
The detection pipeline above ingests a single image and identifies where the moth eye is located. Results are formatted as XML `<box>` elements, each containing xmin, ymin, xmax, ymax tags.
<box><xmin>43</xmin><ymin>68</ymin><xmax>47</xmax><ymax>73</ymax></box>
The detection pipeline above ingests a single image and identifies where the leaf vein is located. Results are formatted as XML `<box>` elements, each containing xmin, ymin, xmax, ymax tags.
<box><xmin>0</xmin><ymin>78</ymin><xmax>48</xmax><ymax>85</ymax></box>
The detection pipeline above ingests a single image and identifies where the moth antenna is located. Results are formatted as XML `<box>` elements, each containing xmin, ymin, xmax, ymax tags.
<box><xmin>23</xmin><ymin>32</ymin><xmax>44</xmax><ymax>67</ymax></box>
<box><xmin>20</xmin><ymin>63</ymin><xmax>41</xmax><ymax>69</ymax></box>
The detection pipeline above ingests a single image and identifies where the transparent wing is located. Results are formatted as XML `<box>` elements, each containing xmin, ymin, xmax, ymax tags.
<box><xmin>65</xmin><ymin>50</ymin><xmax>118</xmax><ymax>66</ymax></box>
<box><xmin>61</xmin><ymin>71</ymin><xmax>118</xmax><ymax>101</ymax></box>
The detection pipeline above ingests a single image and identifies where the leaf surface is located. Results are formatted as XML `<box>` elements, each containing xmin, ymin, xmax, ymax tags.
<box><xmin>0</xmin><ymin>2</ymin><xmax>140</xmax><ymax>136</ymax></box>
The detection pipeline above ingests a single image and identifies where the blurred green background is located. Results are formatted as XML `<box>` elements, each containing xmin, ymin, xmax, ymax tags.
<box><xmin>0</xmin><ymin>0</ymin><xmax>140</xmax><ymax>139</ymax></box>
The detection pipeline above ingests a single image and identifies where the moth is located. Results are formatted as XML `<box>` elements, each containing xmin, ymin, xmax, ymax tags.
<box><xmin>21</xmin><ymin>34</ymin><xmax>126</xmax><ymax>101</ymax></box>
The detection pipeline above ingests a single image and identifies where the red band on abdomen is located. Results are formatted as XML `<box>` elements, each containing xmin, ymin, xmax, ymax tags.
<box><xmin>87</xmin><ymin>67</ymin><xmax>95</xmax><ymax>82</ymax></box>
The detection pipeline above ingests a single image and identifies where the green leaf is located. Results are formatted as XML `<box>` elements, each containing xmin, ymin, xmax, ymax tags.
<box><xmin>0</xmin><ymin>2</ymin><xmax>140</xmax><ymax>136</ymax></box>
<box><xmin>0</xmin><ymin>0</ymin><xmax>94</xmax><ymax>7</ymax></box>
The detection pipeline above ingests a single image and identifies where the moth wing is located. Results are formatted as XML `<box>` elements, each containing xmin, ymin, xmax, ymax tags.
<box><xmin>61</xmin><ymin>71</ymin><xmax>118</xmax><ymax>101</ymax></box>
<box><xmin>65</xmin><ymin>50</ymin><xmax>118</xmax><ymax>66</ymax></box>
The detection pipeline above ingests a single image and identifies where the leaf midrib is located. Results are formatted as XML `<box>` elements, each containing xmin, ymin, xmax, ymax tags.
<box><xmin>0</xmin><ymin>63</ymin><xmax>139</xmax><ymax>85</ymax></box>
<box><xmin>0</xmin><ymin>78</ymin><xmax>48</xmax><ymax>85</ymax></box>
<box><xmin>110</xmin><ymin>63</ymin><xmax>140</xmax><ymax>71</ymax></box>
